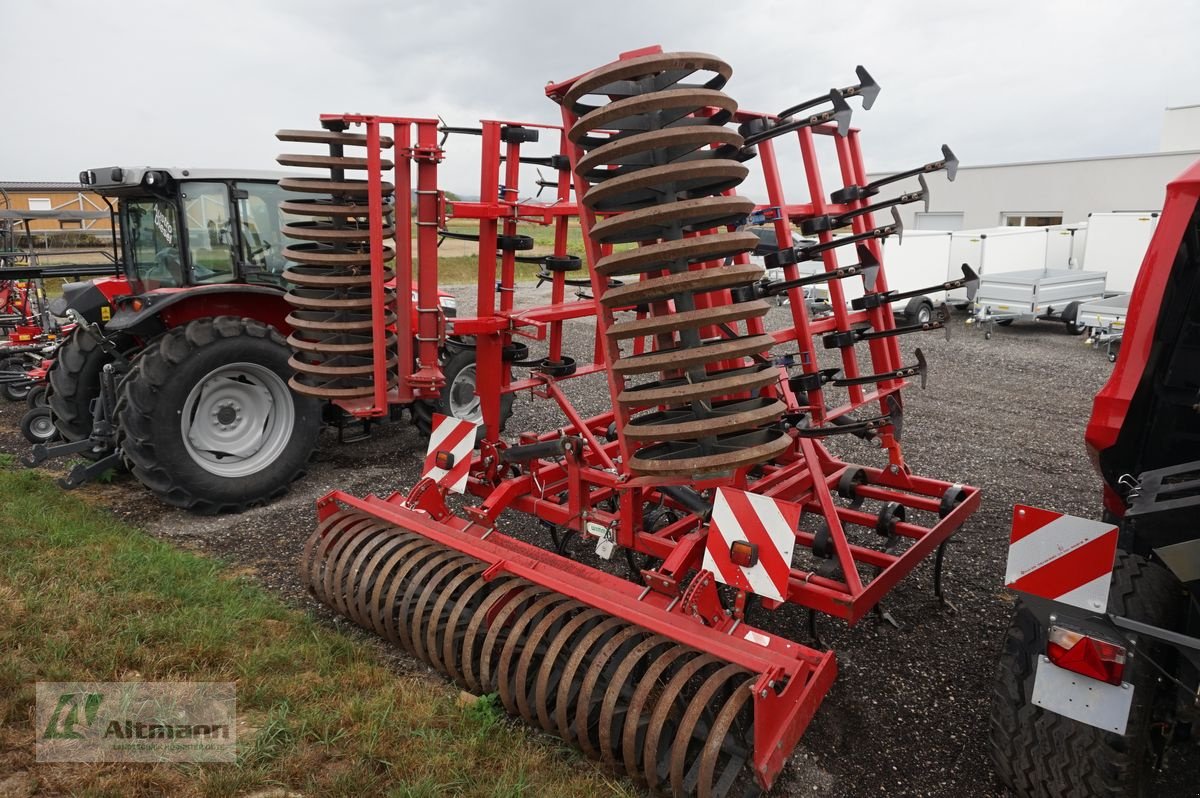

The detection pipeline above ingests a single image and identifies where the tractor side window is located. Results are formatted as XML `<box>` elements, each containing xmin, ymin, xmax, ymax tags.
<box><xmin>123</xmin><ymin>198</ymin><xmax>183</xmax><ymax>288</ymax></box>
<box><xmin>236</xmin><ymin>182</ymin><xmax>293</xmax><ymax>288</ymax></box>
<box><xmin>181</xmin><ymin>182</ymin><xmax>235</xmax><ymax>284</ymax></box>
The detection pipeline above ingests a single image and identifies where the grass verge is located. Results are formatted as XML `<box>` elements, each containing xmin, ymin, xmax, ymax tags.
<box><xmin>0</xmin><ymin>468</ymin><xmax>631</xmax><ymax>797</ymax></box>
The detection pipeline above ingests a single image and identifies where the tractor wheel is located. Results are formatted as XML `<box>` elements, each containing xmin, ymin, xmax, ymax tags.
<box><xmin>2</xmin><ymin>357</ymin><xmax>30</xmax><ymax>401</ymax></box>
<box><xmin>25</xmin><ymin>384</ymin><xmax>47</xmax><ymax>409</ymax></box>
<box><xmin>20</xmin><ymin>406</ymin><xmax>58</xmax><ymax>444</ymax></box>
<box><xmin>412</xmin><ymin>347</ymin><xmax>514</xmax><ymax>438</ymax></box>
<box><xmin>988</xmin><ymin>553</ymin><xmax>1182</xmax><ymax>798</ymax></box>
<box><xmin>116</xmin><ymin>317</ymin><xmax>321</xmax><ymax>514</ymax></box>
<box><xmin>47</xmin><ymin>327</ymin><xmax>133</xmax><ymax>444</ymax></box>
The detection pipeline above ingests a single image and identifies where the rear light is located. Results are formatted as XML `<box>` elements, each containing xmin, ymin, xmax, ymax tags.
<box><xmin>1047</xmin><ymin>625</ymin><xmax>1126</xmax><ymax>686</ymax></box>
<box><xmin>434</xmin><ymin>451</ymin><xmax>455</xmax><ymax>470</ymax></box>
<box><xmin>729</xmin><ymin>540</ymin><xmax>759</xmax><ymax>568</ymax></box>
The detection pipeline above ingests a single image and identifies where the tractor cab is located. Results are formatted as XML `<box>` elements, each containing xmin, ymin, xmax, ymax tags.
<box><xmin>80</xmin><ymin>166</ymin><xmax>294</xmax><ymax>292</ymax></box>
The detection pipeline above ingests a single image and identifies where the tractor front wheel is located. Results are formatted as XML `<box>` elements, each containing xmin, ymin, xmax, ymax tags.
<box><xmin>116</xmin><ymin>317</ymin><xmax>320</xmax><ymax>514</ymax></box>
<box><xmin>988</xmin><ymin>553</ymin><xmax>1181</xmax><ymax>797</ymax></box>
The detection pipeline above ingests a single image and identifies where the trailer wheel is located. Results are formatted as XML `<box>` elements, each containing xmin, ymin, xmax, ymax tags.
<box><xmin>47</xmin><ymin>328</ymin><xmax>135</xmax><ymax>453</ymax></box>
<box><xmin>904</xmin><ymin>298</ymin><xmax>933</xmax><ymax>325</ymax></box>
<box><xmin>20</xmin><ymin>406</ymin><xmax>58</xmax><ymax>444</ymax></box>
<box><xmin>116</xmin><ymin>317</ymin><xmax>320</xmax><ymax>514</ymax></box>
<box><xmin>412</xmin><ymin>347</ymin><xmax>514</xmax><ymax>437</ymax></box>
<box><xmin>988</xmin><ymin>553</ymin><xmax>1182</xmax><ymax>798</ymax></box>
<box><xmin>996</xmin><ymin>319</ymin><xmax>1014</xmax><ymax>327</ymax></box>
<box><xmin>1063</xmin><ymin>301</ymin><xmax>1087</xmax><ymax>336</ymax></box>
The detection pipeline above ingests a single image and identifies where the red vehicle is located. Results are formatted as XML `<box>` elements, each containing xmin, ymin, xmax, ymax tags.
<box><xmin>990</xmin><ymin>161</ymin><xmax>1200</xmax><ymax>795</ymax></box>
<box><xmin>32</xmin><ymin>166</ymin><xmax>463</xmax><ymax>513</ymax></box>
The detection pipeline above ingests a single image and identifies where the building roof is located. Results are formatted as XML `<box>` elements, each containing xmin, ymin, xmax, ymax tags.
<box><xmin>870</xmin><ymin>148</ymin><xmax>1200</xmax><ymax>179</ymax></box>
<box><xmin>0</xmin><ymin>181</ymin><xmax>85</xmax><ymax>192</ymax></box>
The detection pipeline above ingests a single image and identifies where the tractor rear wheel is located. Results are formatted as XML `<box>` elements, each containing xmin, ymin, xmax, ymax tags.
<box><xmin>47</xmin><ymin>327</ymin><xmax>132</xmax><ymax>443</ymax></box>
<box><xmin>988</xmin><ymin>553</ymin><xmax>1182</xmax><ymax>797</ymax></box>
<box><xmin>116</xmin><ymin>317</ymin><xmax>320</xmax><ymax>514</ymax></box>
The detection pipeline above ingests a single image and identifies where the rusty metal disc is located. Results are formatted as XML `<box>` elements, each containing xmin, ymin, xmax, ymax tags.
<box><xmin>569</xmin><ymin>88</ymin><xmax>738</xmax><ymax>143</ymax></box>
<box><xmin>589</xmin><ymin>195</ymin><xmax>754</xmax><ymax>246</ymax></box>
<box><xmin>624</xmin><ymin>398</ymin><xmax>786</xmax><ymax>442</ymax></box>
<box><xmin>607</xmin><ymin>298</ymin><xmax>768</xmax><ymax>341</ymax></box>
<box><xmin>553</xmin><ymin>615</ymin><xmax>627</xmax><ymax>744</ymax></box>
<box><xmin>510</xmin><ymin>599</ymin><xmax>584</xmax><ymax>722</ymax></box>
<box><xmin>668</xmin><ymin>663</ymin><xmax>747</xmax><ymax>796</ymax></box>
<box><xmin>561</xmin><ymin>52</ymin><xmax>732</xmax><ymax>116</ymax></box>
<box><xmin>642</xmin><ymin>654</ymin><xmax>723</xmax><ymax>791</ymax></box>
<box><xmin>276</xmin><ymin>128</ymin><xmax>395</xmax><ymax>148</ymax></box>
<box><xmin>601</xmin><ymin>262</ymin><xmax>762</xmax><ymax>307</ymax></box>
<box><xmin>621</xmin><ymin>644</ymin><xmax>698</xmax><ymax>783</ymax></box>
<box><xmin>278</xmin><ymin>177</ymin><xmax>395</xmax><ymax>196</ymax></box>
<box><xmin>582</xmin><ymin>160</ymin><xmax>749</xmax><ymax>214</ymax></box>
<box><xmin>619</xmin><ymin>364</ymin><xmax>778</xmax><ymax>410</ymax></box>
<box><xmin>597</xmin><ymin>634</ymin><xmax>675</xmax><ymax>770</ymax></box>
<box><xmin>533</xmin><ymin>608</ymin><xmax>608</xmax><ymax>733</ymax></box>
<box><xmin>276</xmin><ymin>153</ymin><xmax>395</xmax><ymax>171</ymax></box>
<box><xmin>576</xmin><ymin>128</ymin><xmax>744</xmax><ymax>190</ymax></box>
<box><xmin>610</xmin><ymin>333</ymin><xmax>775</xmax><ymax>377</ymax></box>
<box><xmin>572</xmin><ymin>624</ymin><xmax>647</xmax><ymax>759</ymax></box>
<box><xmin>281</xmin><ymin>221</ymin><xmax>396</xmax><ymax>243</ymax></box>
<box><xmin>629</xmin><ymin>428</ymin><xmax>793</xmax><ymax>477</ymax></box>
<box><xmin>696</xmin><ymin>675</ymin><xmax>756</xmax><ymax>798</ymax></box>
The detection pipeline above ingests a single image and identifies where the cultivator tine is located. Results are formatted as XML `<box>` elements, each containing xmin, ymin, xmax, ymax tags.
<box><xmin>803</xmin><ymin>175</ymin><xmax>927</xmax><ymax>235</ymax></box>
<box><xmin>832</xmin><ymin>145</ymin><xmax>958</xmax><ymax>204</ymax></box>
<box><xmin>774</xmin><ymin>207</ymin><xmax>901</xmax><ymax>268</ymax></box>
<box><xmin>761</xmin><ymin>245</ymin><xmax>881</xmax><ymax>298</ymax></box>
<box><xmin>777</xmin><ymin>65</ymin><xmax>880</xmax><ymax>119</ymax></box>
<box><xmin>302</xmin><ymin>513</ymin><xmax>771</xmax><ymax>798</ymax></box>
<box><xmin>742</xmin><ymin>90</ymin><xmax>852</xmax><ymax>147</ymax></box>
<box><xmin>832</xmin><ymin>348</ymin><xmax>927</xmax><ymax>389</ymax></box>
<box><xmin>851</xmin><ymin>263</ymin><xmax>979</xmax><ymax>311</ymax></box>
<box><xmin>824</xmin><ymin>303</ymin><xmax>952</xmax><ymax>348</ymax></box>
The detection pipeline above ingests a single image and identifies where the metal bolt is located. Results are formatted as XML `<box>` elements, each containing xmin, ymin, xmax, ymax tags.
<box><xmin>759</xmin><ymin>689</ymin><xmax>768</xmax><ymax>698</ymax></box>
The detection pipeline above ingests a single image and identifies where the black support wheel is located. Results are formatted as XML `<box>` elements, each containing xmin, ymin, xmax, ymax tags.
<box><xmin>47</xmin><ymin>327</ymin><xmax>133</xmax><ymax>446</ymax></box>
<box><xmin>21</xmin><ymin>406</ymin><xmax>58</xmax><ymax>444</ymax></box>
<box><xmin>2</xmin><ymin>357</ymin><xmax>30</xmax><ymax>402</ymax></box>
<box><xmin>412</xmin><ymin>347</ymin><xmax>515</xmax><ymax>438</ymax></box>
<box><xmin>116</xmin><ymin>316</ymin><xmax>321</xmax><ymax>514</ymax></box>
<box><xmin>988</xmin><ymin>552</ymin><xmax>1183</xmax><ymax>798</ymax></box>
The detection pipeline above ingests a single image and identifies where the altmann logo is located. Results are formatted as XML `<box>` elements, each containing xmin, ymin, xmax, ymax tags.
<box><xmin>42</xmin><ymin>692</ymin><xmax>103</xmax><ymax>739</ymax></box>
<box><xmin>36</xmin><ymin>681</ymin><xmax>236</xmax><ymax>762</ymax></box>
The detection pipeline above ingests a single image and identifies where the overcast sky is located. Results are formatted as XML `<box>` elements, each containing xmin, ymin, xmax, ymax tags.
<box><xmin>4</xmin><ymin>0</ymin><xmax>1199</xmax><ymax>200</ymax></box>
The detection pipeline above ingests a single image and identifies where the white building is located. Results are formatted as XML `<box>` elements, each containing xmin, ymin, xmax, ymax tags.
<box><xmin>874</xmin><ymin>106</ymin><xmax>1200</xmax><ymax>231</ymax></box>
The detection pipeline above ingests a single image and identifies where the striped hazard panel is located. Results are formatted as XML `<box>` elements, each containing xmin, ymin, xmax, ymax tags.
<box><xmin>1004</xmin><ymin>505</ymin><xmax>1119</xmax><ymax>613</ymax></box>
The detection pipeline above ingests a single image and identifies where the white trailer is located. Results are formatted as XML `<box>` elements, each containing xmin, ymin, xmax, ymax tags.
<box><xmin>1075</xmin><ymin>211</ymin><xmax>1160</xmax><ymax>359</ymax></box>
<box><xmin>974</xmin><ymin>268</ymin><xmax>1106</xmax><ymax>337</ymax></box>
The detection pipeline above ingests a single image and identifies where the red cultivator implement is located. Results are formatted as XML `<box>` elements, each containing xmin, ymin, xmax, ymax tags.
<box><xmin>298</xmin><ymin>47</ymin><xmax>979</xmax><ymax>796</ymax></box>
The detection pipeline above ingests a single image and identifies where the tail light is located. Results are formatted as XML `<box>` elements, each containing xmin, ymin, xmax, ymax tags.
<box><xmin>1047</xmin><ymin>625</ymin><xmax>1127</xmax><ymax>686</ymax></box>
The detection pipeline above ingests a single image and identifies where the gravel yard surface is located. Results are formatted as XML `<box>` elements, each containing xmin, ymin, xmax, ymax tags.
<box><xmin>2</xmin><ymin>284</ymin><xmax>1195</xmax><ymax>797</ymax></box>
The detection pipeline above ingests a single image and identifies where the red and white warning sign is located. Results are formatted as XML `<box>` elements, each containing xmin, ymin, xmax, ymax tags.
<box><xmin>422</xmin><ymin>413</ymin><xmax>479</xmax><ymax>494</ymax></box>
<box><xmin>701</xmin><ymin>487</ymin><xmax>800</xmax><ymax>602</ymax></box>
<box><xmin>1004</xmin><ymin>505</ymin><xmax>1119</xmax><ymax>613</ymax></box>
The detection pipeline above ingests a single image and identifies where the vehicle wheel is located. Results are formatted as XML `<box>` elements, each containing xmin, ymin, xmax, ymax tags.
<box><xmin>412</xmin><ymin>347</ymin><xmax>514</xmax><ymax>438</ymax></box>
<box><xmin>47</xmin><ymin>328</ymin><xmax>134</xmax><ymax>445</ymax></box>
<box><xmin>996</xmin><ymin>319</ymin><xmax>1015</xmax><ymax>327</ymax></box>
<box><xmin>25</xmin><ymin>383</ymin><xmax>47</xmax><ymax>409</ymax></box>
<box><xmin>1063</xmin><ymin>301</ymin><xmax>1087</xmax><ymax>335</ymax></box>
<box><xmin>989</xmin><ymin>553</ymin><xmax>1182</xmax><ymax>798</ymax></box>
<box><xmin>115</xmin><ymin>317</ymin><xmax>320</xmax><ymax>514</ymax></box>
<box><xmin>904</xmin><ymin>298</ymin><xmax>933</xmax><ymax>325</ymax></box>
<box><xmin>20</xmin><ymin>406</ymin><xmax>58</xmax><ymax>444</ymax></box>
<box><xmin>2</xmin><ymin>357</ymin><xmax>30</xmax><ymax>401</ymax></box>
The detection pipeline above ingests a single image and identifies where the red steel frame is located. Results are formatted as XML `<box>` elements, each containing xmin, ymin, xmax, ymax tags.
<box><xmin>313</xmin><ymin>53</ymin><xmax>981</xmax><ymax>788</ymax></box>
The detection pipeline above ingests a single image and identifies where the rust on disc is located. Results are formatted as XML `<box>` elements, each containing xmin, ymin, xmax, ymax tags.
<box><xmin>278</xmin><ymin>177</ymin><xmax>395</xmax><ymax>196</ymax></box>
<box><xmin>618</xmin><ymin>364</ymin><xmax>779</xmax><ymax>409</ymax></box>
<box><xmin>696</xmin><ymin>675</ymin><xmax>756</xmax><ymax>798</ymax></box>
<box><xmin>276</xmin><ymin>128</ymin><xmax>395</xmax><ymax>148</ymax></box>
<box><xmin>561</xmin><ymin>52</ymin><xmax>731</xmax><ymax>114</ymax></box>
<box><xmin>610</xmin><ymin>333</ymin><xmax>774</xmax><ymax>377</ymax></box>
<box><xmin>280</xmin><ymin>222</ymin><xmax>396</xmax><ymax>242</ymax></box>
<box><xmin>583</xmin><ymin>160</ymin><xmax>748</xmax><ymax>213</ymax></box>
<box><xmin>628</xmin><ymin>429</ymin><xmax>793</xmax><ymax>476</ymax></box>
<box><xmin>607</xmin><ymin>298</ymin><xmax>768</xmax><ymax>341</ymax></box>
<box><xmin>668</xmin><ymin>662</ymin><xmax>747</xmax><ymax>796</ymax></box>
<box><xmin>276</xmin><ymin>153</ymin><xmax>394</xmax><ymax>170</ymax></box>
<box><xmin>624</xmin><ymin>398</ymin><xmax>786</xmax><ymax>442</ymax></box>
<box><xmin>642</xmin><ymin>654</ymin><xmax>722</xmax><ymax>792</ymax></box>
<box><xmin>621</xmin><ymin>644</ymin><xmax>697</xmax><ymax>782</ymax></box>
<box><xmin>533</xmin><ymin>608</ymin><xmax>607</xmax><ymax>733</ymax></box>
<box><xmin>576</xmin><ymin>127</ymin><xmax>743</xmax><ymax>184</ymax></box>
<box><xmin>568</xmin><ymin>88</ymin><xmax>738</xmax><ymax>143</ymax></box>
<box><xmin>602</xmin><ymin>262</ymin><xmax>762</xmax><ymax>307</ymax></box>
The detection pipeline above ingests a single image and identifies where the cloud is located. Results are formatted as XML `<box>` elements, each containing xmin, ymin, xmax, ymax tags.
<box><xmin>2</xmin><ymin>0</ymin><xmax>1197</xmax><ymax>200</ymax></box>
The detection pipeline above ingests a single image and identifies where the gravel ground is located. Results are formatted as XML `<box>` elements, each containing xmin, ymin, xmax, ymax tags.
<box><xmin>2</xmin><ymin>285</ymin><xmax>1196</xmax><ymax>797</ymax></box>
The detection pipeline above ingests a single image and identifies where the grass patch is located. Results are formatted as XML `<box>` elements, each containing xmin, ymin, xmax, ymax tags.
<box><xmin>0</xmin><ymin>468</ymin><xmax>632</xmax><ymax>797</ymax></box>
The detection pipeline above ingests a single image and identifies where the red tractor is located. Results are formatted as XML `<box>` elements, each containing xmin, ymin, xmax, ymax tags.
<box><xmin>990</xmin><ymin>162</ymin><xmax>1200</xmax><ymax>795</ymax></box>
<box><xmin>30</xmin><ymin>166</ymin><xmax>463</xmax><ymax>513</ymax></box>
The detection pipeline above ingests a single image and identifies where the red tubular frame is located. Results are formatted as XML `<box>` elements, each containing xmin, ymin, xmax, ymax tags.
<box><xmin>310</xmin><ymin>50</ymin><xmax>980</xmax><ymax>790</ymax></box>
